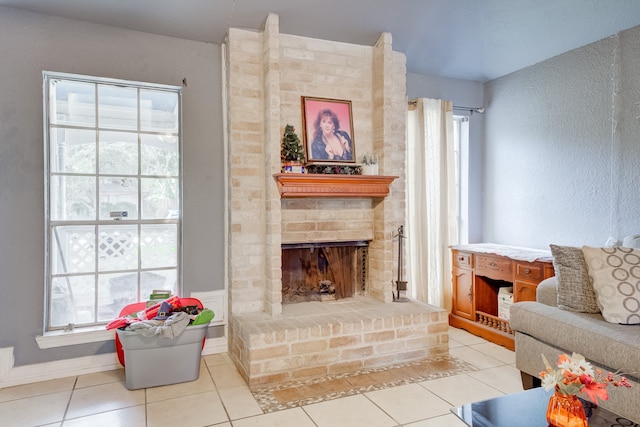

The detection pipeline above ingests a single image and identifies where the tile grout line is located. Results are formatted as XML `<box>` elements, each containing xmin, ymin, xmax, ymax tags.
<box><xmin>205</xmin><ymin>361</ymin><xmax>234</xmax><ymax>424</ymax></box>
<box><xmin>5</xmin><ymin>328</ymin><xmax>517</xmax><ymax>427</ymax></box>
<box><xmin>58</xmin><ymin>375</ymin><xmax>79</xmax><ymax>425</ymax></box>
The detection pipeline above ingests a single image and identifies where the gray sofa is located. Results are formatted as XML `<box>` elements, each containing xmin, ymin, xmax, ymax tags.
<box><xmin>510</xmin><ymin>277</ymin><xmax>640</xmax><ymax>423</ymax></box>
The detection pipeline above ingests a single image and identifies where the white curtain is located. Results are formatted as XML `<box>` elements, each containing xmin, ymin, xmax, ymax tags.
<box><xmin>406</xmin><ymin>98</ymin><xmax>457</xmax><ymax>310</ymax></box>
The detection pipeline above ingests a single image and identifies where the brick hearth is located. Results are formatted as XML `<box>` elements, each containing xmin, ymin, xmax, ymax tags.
<box><xmin>230</xmin><ymin>297</ymin><xmax>448</xmax><ymax>389</ymax></box>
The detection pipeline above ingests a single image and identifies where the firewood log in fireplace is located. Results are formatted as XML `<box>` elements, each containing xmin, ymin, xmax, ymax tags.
<box><xmin>322</xmin><ymin>246</ymin><xmax>355</xmax><ymax>299</ymax></box>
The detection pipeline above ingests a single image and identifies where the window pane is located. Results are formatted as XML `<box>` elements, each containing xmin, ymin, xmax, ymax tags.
<box><xmin>51</xmin><ymin>226</ymin><xmax>95</xmax><ymax>274</ymax></box>
<box><xmin>50</xmin><ymin>128</ymin><xmax>96</xmax><ymax>174</ymax></box>
<box><xmin>98</xmin><ymin>84</ymin><xmax>137</xmax><ymax>130</ymax></box>
<box><xmin>141</xmin><ymin>178</ymin><xmax>179</xmax><ymax>219</ymax></box>
<box><xmin>98</xmin><ymin>270</ymin><xmax>176</xmax><ymax>321</ymax></box>
<box><xmin>50</xmin><ymin>275</ymin><xmax>95</xmax><ymax>327</ymax></box>
<box><xmin>99</xmin><ymin>131</ymin><xmax>138</xmax><ymax>175</ymax></box>
<box><xmin>141</xmin><ymin>224</ymin><xmax>177</xmax><ymax>268</ymax></box>
<box><xmin>140</xmin><ymin>89</ymin><xmax>179</xmax><ymax>132</ymax></box>
<box><xmin>99</xmin><ymin>177</ymin><xmax>138</xmax><ymax>220</ymax></box>
<box><xmin>99</xmin><ymin>272</ymin><xmax>139</xmax><ymax>321</ymax></box>
<box><xmin>98</xmin><ymin>225</ymin><xmax>138</xmax><ymax>272</ymax></box>
<box><xmin>140</xmin><ymin>270</ymin><xmax>177</xmax><ymax>301</ymax></box>
<box><xmin>141</xmin><ymin>134</ymin><xmax>179</xmax><ymax>176</ymax></box>
<box><xmin>49</xmin><ymin>79</ymin><xmax>95</xmax><ymax>127</ymax></box>
<box><xmin>50</xmin><ymin>176</ymin><xmax>96</xmax><ymax>221</ymax></box>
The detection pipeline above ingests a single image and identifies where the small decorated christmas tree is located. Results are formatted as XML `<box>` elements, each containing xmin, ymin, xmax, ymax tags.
<box><xmin>281</xmin><ymin>124</ymin><xmax>305</xmax><ymax>164</ymax></box>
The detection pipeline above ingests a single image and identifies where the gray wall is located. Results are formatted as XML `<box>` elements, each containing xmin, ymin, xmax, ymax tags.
<box><xmin>0</xmin><ymin>7</ymin><xmax>224</xmax><ymax>365</ymax></box>
<box><xmin>483</xmin><ymin>25</ymin><xmax>640</xmax><ymax>249</ymax></box>
<box><xmin>407</xmin><ymin>73</ymin><xmax>485</xmax><ymax>243</ymax></box>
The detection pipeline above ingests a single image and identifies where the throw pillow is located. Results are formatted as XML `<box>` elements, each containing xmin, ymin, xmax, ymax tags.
<box><xmin>581</xmin><ymin>245</ymin><xmax>640</xmax><ymax>324</ymax></box>
<box><xmin>550</xmin><ymin>244</ymin><xmax>600</xmax><ymax>313</ymax></box>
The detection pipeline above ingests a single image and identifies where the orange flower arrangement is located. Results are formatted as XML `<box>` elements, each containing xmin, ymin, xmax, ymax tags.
<box><xmin>540</xmin><ymin>353</ymin><xmax>632</xmax><ymax>403</ymax></box>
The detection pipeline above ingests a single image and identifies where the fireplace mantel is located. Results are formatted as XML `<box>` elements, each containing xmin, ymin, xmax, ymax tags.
<box><xmin>273</xmin><ymin>173</ymin><xmax>397</xmax><ymax>198</ymax></box>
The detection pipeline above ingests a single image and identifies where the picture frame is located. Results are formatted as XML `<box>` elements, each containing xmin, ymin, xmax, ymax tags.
<box><xmin>301</xmin><ymin>96</ymin><xmax>355</xmax><ymax>163</ymax></box>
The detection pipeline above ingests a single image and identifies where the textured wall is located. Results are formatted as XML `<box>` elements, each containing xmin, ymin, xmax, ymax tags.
<box><xmin>483</xmin><ymin>26</ymin><xmax>640</xmax><ymax>249</ymax></box>
<box><xmin>0</xmin><ymin>6</ymin><xmax>224</xmax><ymax>365</ymax></box>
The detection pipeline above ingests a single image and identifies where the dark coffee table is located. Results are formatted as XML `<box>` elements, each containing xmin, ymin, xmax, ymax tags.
<box><xmin>451</xmin><ymin>387</ymin><xmax>637</xmax><ymax>427</ymax></box>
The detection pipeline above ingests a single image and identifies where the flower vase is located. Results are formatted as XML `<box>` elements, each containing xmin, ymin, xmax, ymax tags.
<box><xmin>546</xmin><ymin>391</ymin><xmax>588</xmax><ymax>427</ymax></box>
<box><xmin>361</xmin><ymin>164</ymin><xmax>378</xmax><ymax>175</ymax></box>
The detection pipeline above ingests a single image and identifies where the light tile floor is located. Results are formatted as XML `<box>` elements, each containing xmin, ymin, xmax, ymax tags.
<box><xmin>0</xmin><ymin>327</ymin><xmax>524</xmax><ymax>427</ymax></box>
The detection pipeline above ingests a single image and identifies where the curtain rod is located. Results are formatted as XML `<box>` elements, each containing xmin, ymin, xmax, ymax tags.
<box><xmin>453</xmin><ymin>105</ymin><xmax>485</xmax><ymax>114</ymax></box>
<box><xmin>407</xmin><ymin>100</ymin><xmax>484</xmax><ymax>114</ymax></box>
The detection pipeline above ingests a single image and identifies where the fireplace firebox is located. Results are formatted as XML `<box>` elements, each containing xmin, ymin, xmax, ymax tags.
<box><xmin>281</xmin><ymin>241</ymin><xmax>368</xmax><ymax>304</ymax></box>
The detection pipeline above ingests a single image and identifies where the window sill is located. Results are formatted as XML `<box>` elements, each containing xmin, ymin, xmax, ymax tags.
<box><xmin>36</xmin><ymin>326</ymin><xmax>114</xmax><ymax>349</ymax></box>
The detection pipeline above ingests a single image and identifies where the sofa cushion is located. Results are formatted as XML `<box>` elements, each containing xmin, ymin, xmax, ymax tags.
<box><xmin>536</xmin><ymin>276</ymin><xmax>558</xmax><ymax>307</ymax></box>
<box><xmin>510</xmin><ymin>301</ymin><xmax>640</xmax><ymax>379</ymax></box>
<box><xmin>582</xmin><ymin>246</ymin><xmax>640</xmax><ymax>324</ymax></box>
<box><xmin>549</xmin><ymin>244</ymin><xmax>599</xmax><ymax>313</ymax></box>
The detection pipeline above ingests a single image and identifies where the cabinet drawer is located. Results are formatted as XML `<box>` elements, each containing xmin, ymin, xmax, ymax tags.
<box><xmin>475</xmin><ymin>255</ymin><xmax>512</xmax><ymax>281</ymax></box>
<box><xmin>514</xmin><ymin>280</ymin><xmax>538</xmax><ymax>303</ymax></box>
<box><xmin>453</xmin><ymin>251</ymin><xmax>472</xmax><ymax>269</ymax></box>
<box><xmin>515</xmin><ymin>262</ymin><xmax>543</xmax><ymax>281</ymax></box>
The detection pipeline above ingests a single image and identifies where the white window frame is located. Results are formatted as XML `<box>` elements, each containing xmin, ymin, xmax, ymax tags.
<box><xmin>40</xmin><ymin>71</ymin><xmax>182</xmax><ymax>346</ymax></box>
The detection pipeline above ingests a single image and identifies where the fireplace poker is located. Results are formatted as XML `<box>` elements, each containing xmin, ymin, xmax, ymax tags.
<box><xmin>393</xmin><ymin>225</ymin><xmax>409</xmax><ymax>302</ymax></box>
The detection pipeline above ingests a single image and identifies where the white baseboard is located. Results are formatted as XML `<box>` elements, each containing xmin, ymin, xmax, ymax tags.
<box><xmin>0</xmin><ymin>335</ymin><xmax>228</xmax><ymax>389</ymax></box>
<box><xmin>0</xmin><ymin>347</ymin><xmax>14</xmax><ymax>380</ymax></box>
<box><xmin>0</xmin><ymin>351</ymin><xmax>120</xmax><ymax>389</ymax></box>
<box><xmin>202</xmin><ymin>335</ymin><xmax>228</xmax><ymax>355</ymax></box>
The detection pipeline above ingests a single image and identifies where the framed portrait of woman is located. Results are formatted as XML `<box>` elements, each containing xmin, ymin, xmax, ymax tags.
<box><xmin>301</xmin><ymin>96</ymin><xmax>355</xmax><ymax>163</ymax></box>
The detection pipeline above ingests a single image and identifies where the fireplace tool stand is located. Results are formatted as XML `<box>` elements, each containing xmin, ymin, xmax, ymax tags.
<box><xmin>393</xmin><ymin>225</ymin><xmax>409</xmax><ymax>302</ymax></box>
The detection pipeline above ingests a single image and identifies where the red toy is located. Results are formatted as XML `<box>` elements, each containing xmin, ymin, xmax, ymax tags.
<box><xmin>105</xmin><ymin>295</ymin><xmax>181</xmax><ymax>330</ymax></box>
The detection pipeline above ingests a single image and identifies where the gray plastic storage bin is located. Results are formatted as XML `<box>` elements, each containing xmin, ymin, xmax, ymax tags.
<box><xmin>116</xmin><ymin>323</ymin><xmax>207</xmax><ymax>389</ymax></box>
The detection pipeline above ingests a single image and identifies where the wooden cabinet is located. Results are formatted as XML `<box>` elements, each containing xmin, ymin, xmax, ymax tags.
<box><xmin>452</xmin><ymin>255</ymin><xmax>474</xmax><ymax>320</ymax></box>
<box><xmin>475</xmin><ymin>254</ymin><xmax>512</xmax><ymax>281</ymax></box>
<box><xmin>513</xmin><ymin>259</ymin><xmax>545</xmax><ymax>303</ymax></box>
<box><xmin>513</xmin><ymin>280</ymin><xmax>538</xmax><ymax>302</ymax></box>
<box><xmin>449</xmin><ymin>245</ymin><xmax>554</xmax><ymax>350</ymax></box>
<box><xmin>452</xmin><ymin>267</ymin><xmax>474</xmax><ymax>319</ymax></box>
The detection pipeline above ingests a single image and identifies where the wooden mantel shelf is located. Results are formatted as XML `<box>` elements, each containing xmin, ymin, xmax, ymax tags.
<box><xmin>273</xmin><ymin>173</ymin><xmax>398</xmax><ymax>198</ymax></box>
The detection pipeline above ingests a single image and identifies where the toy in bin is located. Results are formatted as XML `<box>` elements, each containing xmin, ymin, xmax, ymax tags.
<box><xmin>108</xmin><ymin>296</ymin><xmax>214</xmax><ymax>389</ymax></box>
<box><xmin>153</xmin><ymin>301</ymin><xmax>173</xmax><ymax>320</ymax></box>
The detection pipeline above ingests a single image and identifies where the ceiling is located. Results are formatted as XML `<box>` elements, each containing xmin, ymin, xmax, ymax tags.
<box><xmin>2</xmin><ymin>0</ymin><xmax>640</xmax><ymax>81</ymax></box>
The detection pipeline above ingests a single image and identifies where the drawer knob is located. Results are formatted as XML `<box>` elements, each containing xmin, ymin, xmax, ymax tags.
<box><xmin>524</xmin><ymin>268</ymin><xmax>530</xmax><ymax>274</ymax></box>
<box><xmin>458</xmin><ymin>256</ymin><xmax>464</xmax><ymax>261</ymax></box>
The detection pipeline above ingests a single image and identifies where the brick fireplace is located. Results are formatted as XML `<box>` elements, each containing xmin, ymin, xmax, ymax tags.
<box><xmin>225</xmin><ymin>14</ymin><xmax>448</xmax><ymax>389</ymax></box>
